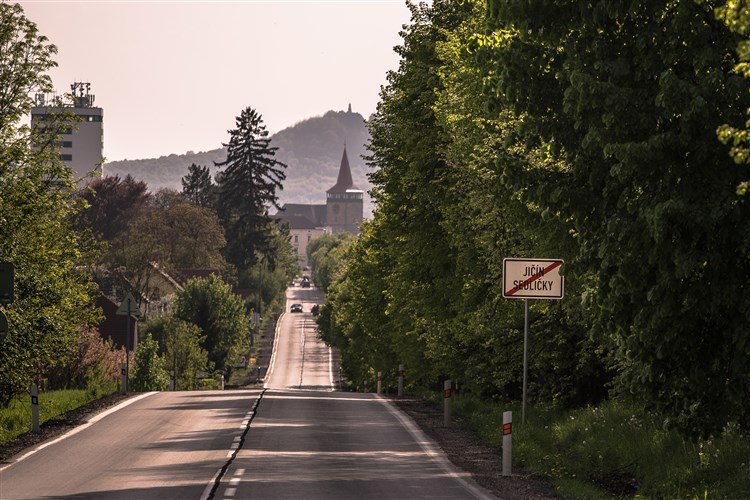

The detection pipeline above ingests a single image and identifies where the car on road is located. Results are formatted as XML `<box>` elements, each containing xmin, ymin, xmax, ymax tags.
<box><xmin>300</xmin><ymin>276</ymin><xmax>311</xmax><ymax>288</ymax></box>
<box><xmin>290</xmin><ymin>303</ymin><xmax>303</xmax><ymax>313</ymax></box>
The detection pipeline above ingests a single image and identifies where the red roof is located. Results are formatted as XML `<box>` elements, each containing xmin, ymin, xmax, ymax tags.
<box><xmin>327</xmin><ymin>147</ymin><xmax>360</xmax><ymax>193</ymax></box>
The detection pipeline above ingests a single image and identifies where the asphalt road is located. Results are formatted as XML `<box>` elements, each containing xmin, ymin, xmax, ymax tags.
<box><xmin>0</xmin><ymin>390</ymin><xmax>263</xmax><ymax>499</ymax></box>
<box><xmin>0</xmin><ymin>282</ymin><xmax>494</xmax><ymax>499</ymax></box>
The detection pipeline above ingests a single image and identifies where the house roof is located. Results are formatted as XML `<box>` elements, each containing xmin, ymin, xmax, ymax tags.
<box><xmin>327</xmin><ymin>146</ymin><xmax>360</xmax><ymax>193</ymax></box>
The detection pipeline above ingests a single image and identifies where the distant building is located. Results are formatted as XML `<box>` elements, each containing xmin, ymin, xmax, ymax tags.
<box><xmin>325</xmin><ymin>146</ymin><xmax>364</xmax><ymax>235</ymax></box>
<box><xmin>275</xmin><ymin>146</ymin><xmax>364</xmax><ymax>267</ymax></box>
<box><xmin>31</xmin><ymin>82</ymin><xmax>104</xmax><ymax>183</ymax></box>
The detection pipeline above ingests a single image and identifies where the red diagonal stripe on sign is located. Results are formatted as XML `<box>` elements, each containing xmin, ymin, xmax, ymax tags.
<box><xmin>505</xmin><ymin>261</ymin><xmax>562</xmax><ymax>296</ymax></box>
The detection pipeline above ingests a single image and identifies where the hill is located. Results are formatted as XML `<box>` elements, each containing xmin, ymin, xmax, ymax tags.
<box><xmin>104</xmin><ymin>108</ymin><xmax>374</xmax><ymax>217</ymax></box>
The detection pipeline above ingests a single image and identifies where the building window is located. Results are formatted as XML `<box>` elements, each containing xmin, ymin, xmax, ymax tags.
<box><xmin>59</xmin><ymin>154</ymin><xmax>72</xmax><ymax>161</ymax></box>
<box><xmin>294</xmin><ymin>235</ymin><xmax>298</xmax><ymax>243</ymax></box>
<box><xmin>307</xmin><ymin>234</ymin><xmax>311</xmax><ymax>242</ymax></box>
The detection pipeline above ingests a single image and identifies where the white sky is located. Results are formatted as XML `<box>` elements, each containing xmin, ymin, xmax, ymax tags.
<box><xmin>19</xmin><ymin>0</ymin><xmax>413</xmax><ymax>162</ymax></box>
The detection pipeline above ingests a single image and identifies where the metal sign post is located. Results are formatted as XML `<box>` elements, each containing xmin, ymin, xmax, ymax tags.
<box><xmin>502</xmin><ymin>258</ymin><xmax>564</xmax><ymax>424</ymax></box>
<box><xmin>116</xmin><ymin>292</ymin><xmax>142</xmax><ymax>394</ymax></box>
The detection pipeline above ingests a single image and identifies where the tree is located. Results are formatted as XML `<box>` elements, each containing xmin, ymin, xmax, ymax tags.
<box><xmin>0</xmin><ymin>2</ymin><xmax>57</xmax><ymax>137</ymax></box>
<box><xmin>0</xmin><ymin>3</ymin><xmax>100</xmax><ymax>405</ymax></box>
<box><xmin>181</xmin><ymin>163</ymin><xmax>216</xmax><ymax>207</ymax></box>
<box><xmin>104</xmin><ymin>189</ymin><xmax>228</xmax><ymax>306</ymax></box>
<box><xmin>130</xmin><ymin>334</ymin><xmax>169</xmax><ymax>392</ymax></box>
<box><xmin>174</xmin><ymin>275</ymin><xmax>248</xmax><ymax>374</ymax></box>
<box><xmin>76</xmin><ymin>174</ymin><xmax>150</xmax><ymax>241</ymax></box>
<box><xmin>485</xmin><ymin>0</ymin><xmax>750</xmax><ymax>436</ymax></box>
<box><xmin>307</xmin><ymin>232</ymin><xmax>353</xmax><ymax>292</ymax></box>
<box><xmin>717</xmin><ymin>1</ymin><xmax>750</xmax><ymax>196</ymax></box>
<box><xmin>215</xmin><ymin>107</ymin><xmax>287</xmax><ymax>269</ymax></box>
<box><xmin>143</xmin><ymin>316</ymin><xmax>210</xmax><ymax>391</ymax></box>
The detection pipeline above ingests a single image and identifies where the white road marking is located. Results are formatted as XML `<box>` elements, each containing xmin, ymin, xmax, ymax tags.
<box><xmin>0</xmin><ymin>392</ymin><xmax>156</xmax><ymax>473</ymax></box>
<box><xmin>375</xmin><ymin>395</ymin><xmax>497</xmax><ymax>500</ymax></box>
<box><xmin>264</xmin><ymin>312</ymin><xmax>284</xmax><ymax>388</ymax></box>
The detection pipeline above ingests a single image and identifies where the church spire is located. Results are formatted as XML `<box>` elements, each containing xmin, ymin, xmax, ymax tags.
<box><xmin>327</xmin><ymin>145</ymin><xmax>359</xmax><ymax>193</ymax></box>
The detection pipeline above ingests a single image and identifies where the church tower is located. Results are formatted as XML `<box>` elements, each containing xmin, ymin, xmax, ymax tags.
<box><xmin>326</xmin><ymin>146</ymin><xmax>364</xmax><ymax>235</ymax></box>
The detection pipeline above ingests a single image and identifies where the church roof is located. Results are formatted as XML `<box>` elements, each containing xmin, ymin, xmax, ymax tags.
<box><xmin>327</xmin><ymin>146</ymin><xmax>361</xmax><ymax>193</ymax></box>
<box><xmin>277</xmin><ymin>203</ymin><xmax>327</xmax><ymax>227</ymax></box>
<box><xmin>274</xmin><ymin>214</ymin><xmax>319</xmax><ymax>230</ymax></box>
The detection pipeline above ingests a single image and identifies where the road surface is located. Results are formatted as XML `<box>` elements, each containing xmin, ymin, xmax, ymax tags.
<box><xmin>0</xmin><ymin>281</ymin><xmax>494</xmax><ymax>499</ymax></box>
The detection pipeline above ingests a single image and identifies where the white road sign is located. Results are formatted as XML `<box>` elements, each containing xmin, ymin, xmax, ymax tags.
<box><xmin>502</xmin><ymin>258</ymin><xmax>564</xmax><ymax>299</ymax></box>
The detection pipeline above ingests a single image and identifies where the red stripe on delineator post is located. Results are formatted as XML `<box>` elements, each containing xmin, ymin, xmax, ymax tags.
<box><xmin>505</xmin><ymin>260</ymin><xmax>562</xmax><ymax>296</ymax></box>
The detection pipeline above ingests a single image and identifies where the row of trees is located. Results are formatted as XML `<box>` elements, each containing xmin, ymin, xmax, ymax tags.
<box><xmin>318</xmin><ymin>0</ymin><xmax>750</xmax><ymax>438</ymax></box>
<box><xmin>0</xmin><ymin>2</ymin><xmax>297</xmax><ymax>403</ymax></box>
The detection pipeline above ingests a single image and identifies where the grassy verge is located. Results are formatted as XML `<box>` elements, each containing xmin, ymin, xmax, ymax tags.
<box><xmin>0</xmin><ymin>388</ymin><xmax>114</xmax><ymax>446</ymax></box>
<box><xmin>445</xmin><ymin>393</ymin><xmax>750</xmax><ymax>499</ymax></box>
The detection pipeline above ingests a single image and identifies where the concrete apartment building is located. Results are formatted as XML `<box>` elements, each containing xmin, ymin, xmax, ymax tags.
<box><xmin>31</xmin><ymin>82</ymin><xmax>104</xmax><ymax>182</ymax></box>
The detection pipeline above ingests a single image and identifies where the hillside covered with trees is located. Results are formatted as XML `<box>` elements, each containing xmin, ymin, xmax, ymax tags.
<box><xmin>105</xmin><ymin>109</ymin><xmax>374</xmax><ymax>216</ymax></box>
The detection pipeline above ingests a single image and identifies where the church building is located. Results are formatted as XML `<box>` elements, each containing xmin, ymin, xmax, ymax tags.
<box><xmin>325</xmin><ymin>146</ymin><xmax>364</xmax><ymax>235</ymax></box>
<box><xmin>274</xmin><ymin>146</ymin><xmax>364</xmax><ymax>267</ymax></box>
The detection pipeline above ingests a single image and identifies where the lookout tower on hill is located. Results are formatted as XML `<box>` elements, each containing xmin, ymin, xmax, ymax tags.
<box><xmin>326</xmin><ymin>146</ymin><xmax>363</xmax><ymax>234</ymax></box>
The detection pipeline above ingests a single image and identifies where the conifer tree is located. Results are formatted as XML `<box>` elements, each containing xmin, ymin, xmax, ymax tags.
<box><xmin>181</xmin><ymin>163</ymin><xmax>215</xmax><ymax>207</ymax></box>
<box><xmin>215</xmin><ymin>107</ymin><xmax>286</xmax><ymax>269</ymax></box>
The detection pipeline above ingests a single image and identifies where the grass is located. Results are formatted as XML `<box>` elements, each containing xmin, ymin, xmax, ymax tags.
<box><xmin>447</xmin><ymin>394</ymin><xmax>750</xmax><ymax>499</ymax></box>
<box><xmin>0</xmin><ymin>388</ymin><xmax>115</xmax><ymax>446</ymax></box>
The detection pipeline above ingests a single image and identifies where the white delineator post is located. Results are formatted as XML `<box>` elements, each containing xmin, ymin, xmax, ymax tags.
<box><xmin>397</xmin><ymin>364</ymin><xmax>405</xmax><ymax>397</ymax></box>
<box><xmin>443</xmin><ymin>379</ymin><xmax>452</xmax><ymax>427</ymax></box>
<box><xmin>31</xmin><ymin>383</ymin><xmax>40</xmax><ymax>432</ymax></box>
<box><xmin>502</xmin><ymin>411</ymin><xmax>512</xmax><ymax>476</ymax></box>
<box><xmin>377</xmin><ymin>371</ymin><xmax>382</xmax><ymax>394</ymax></box>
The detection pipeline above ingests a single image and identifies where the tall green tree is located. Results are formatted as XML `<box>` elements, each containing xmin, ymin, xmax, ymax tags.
<box><xmin>0</xmin><ymin>2</ymin><xmax>56</xmax><ymax>136</ymax></box>
<box><xmin>717</xmin><ymin>1</ymin><xmax>750</xmax><ymax>196</ymax></box>
<box><xmin>485</xmin><ymin>0</ymin><xmax>750</xmax><ymax>436</ymax></box>
<box><xmin>174</xmin><ymin>275</ymin><xmax>248</xmax><ymax>374</ymax></box>
<box><xmin>215</xmin><ymin>107</ymin><xmax>287</xmax><ymax>269</ymax></box>
<box><xmin>0</xmin><ymin>2</ymin><xmax>99</xmax><ymax>405</ymax></box>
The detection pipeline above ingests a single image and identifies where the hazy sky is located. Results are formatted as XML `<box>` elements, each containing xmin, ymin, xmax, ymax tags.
<box><xmin>19</xmin><ymin>0</ymin><xmax>413</xmax><ymax>162</ymax></box>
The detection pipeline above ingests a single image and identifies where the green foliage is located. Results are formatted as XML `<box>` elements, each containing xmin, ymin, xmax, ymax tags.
<box><xmin>321</xmin><ymin>0</ymin><xmax>607</xmax><ymax>408</ymax></box>
<box><xmin>451</xmin><ymin>393</ymin><xmax>750</xmax><ymax>499</ymax></box>
<box><xmin>717</xmin><ymin>0</ymin><xmax>750</xmax><ymax>195</ymax></box>
<box><xmin>143</xmin><ymin>315</ymin><xmax>211</xmax><ymax>391</ymax></box>
<box><xmin>181</xmin><ymin>163</ymin><xmax>216</xmax><ymax>207</ymax></box>
<box><xmin>483</xmin><ymin>0</ymin><xmax>750</xmax><ymax>436</ymax></box>
<box><xmin>0</xmin><ymin>2</ymin><xmax>57</xmax><ymax>136</ymax></box>
<box><xmin>0</xmin><ymin>389</ymin><xmax>113</xmax><ymax>445</ymax></box>
<box><xmin>108</xmin><ymin>188</ymin><xmax>227</xmax><ymax>273</ymax></box>
<box><xmin>75</xmin><ymin>174</ymin><xmax>150</xmax><ymax>241</ymax></box>
<box><xmin>130</xmin><ymin>334</ymin><xmax>168</xmax><ymax>392</ymax></box>
<box><xmin>215</xmin><ymin>106</ymin><xmax>287</xmax><ymax>269</ymax></box>
<box><xmin>307</xmin><ymin>232</ymin><xmax>354</xmax><ymax>292</ymax></box>
<box><xmin>174</xmin><ymin>274</ymin><xmax>249</xmax><ymax>374</ymax></box>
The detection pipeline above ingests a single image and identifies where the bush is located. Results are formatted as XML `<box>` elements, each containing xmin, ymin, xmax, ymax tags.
<box><xmin>130</xmin><ymin>334</ymin><xmax>168</xmax><ymax>392</ymax></box>
<box><xmin>45</xmin><ymin>327</ymin><xmax>122</xmax><ymax>395</ymax></box>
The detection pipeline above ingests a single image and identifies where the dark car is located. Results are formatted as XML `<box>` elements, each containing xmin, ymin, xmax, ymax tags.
<box><xmin>290</xmin><ymin>303</ymin><xmax>303</xmax><ymax>313</ymax></box>
<box><xmin>301</xmin><ymin>276</ymin><xmax>311</xmax><ymax>288</ymax></box>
